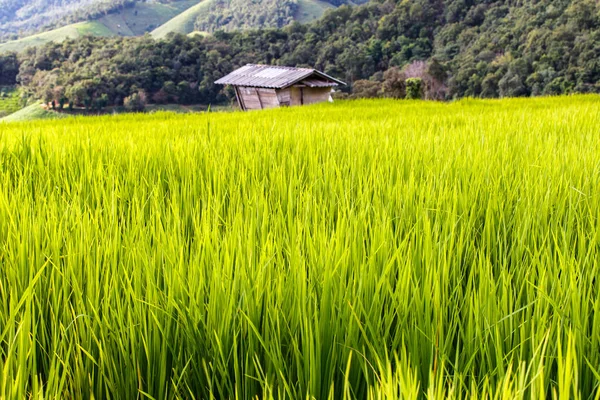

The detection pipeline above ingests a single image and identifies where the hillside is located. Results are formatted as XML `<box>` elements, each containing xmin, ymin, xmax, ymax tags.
<box><xmin>0</xmin><ymin>0</ymin><xmax>202</xmax><ymax>52</ymax></box>
<box><xmin>1</xmin><ymin>0</ymin><xmax>353</xmax><ymax>52</ymax></box>
<box><xmin>194</xmin><ymin>0</ymin><xmax>298</xmax><ymax>33</ymax></box>
<box><xmin>151</xmin><ymin>0</ymin><xmax>336</xmax><ymax>38</ymax></box>
<box><xmin>0</xmin><ymin>21</ymin><xmax>114</xmax><ymax>53</ymax></box>
<box><xmin>295</xmin><ymin>0</ymin><xmax>335</xmax><ymax>24</ymax></box>
<box><xmin>0</xmin><ymin>102</ymin><xmax>65</xmax><ymax>122</ymax></box>
<box><xmin>98</xmin><ymin>0</ymin><xmax>199</xmax><ymax>36</ymax></box>
<box><xmin>0</xmin><ymin>0</ymin><xmax>132</xmax><ymax>42</ymax></box>
<box><xmin>151</xmin><ymin>0</ymin><xmax>214</xmax><ymax>38</ymax></box>
<box><xmin>3</xmin><ymin>0</ymin><xmax>600</xmax><ymax>106</ymax></box>
<box><xmin>6</xmin><ymin>0</ymin><xmax>600</xmax><ymax>107</ymax></box>
<box><xmin>190</xmin><ymin>0</ymin><xmax>364</xmax><ymax>33</ymax></box>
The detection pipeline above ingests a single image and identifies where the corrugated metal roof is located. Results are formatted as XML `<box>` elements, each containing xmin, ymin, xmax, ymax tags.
<box><xmin>215</xmin><ymin>64</ymin><xmax>346</xmax><ymax>89</ymax></box>
<box><xmin>300</xmin><ymin>78</ymin><xmax>338</xmax><ymax>88</ymax></box>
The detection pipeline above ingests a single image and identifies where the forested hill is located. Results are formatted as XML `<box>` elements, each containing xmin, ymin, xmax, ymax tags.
<box><xmin>0</xmin><ymin>0</ymin><xmax>365</xmax><ymax>44</ymax></box>
<box><xmin>2</xmin><ymin>0</ymin><xmax>600</xmax><ymax>111</ymax></box>
<box><xmin>0</xmin><ymin>0</ymin><xmax>134</xmax><ymax>42</ymax></box>
<box><xmin>195</xmin><ymin>0</ymin><xmax>368</xmax><ymax>33</ymax></box>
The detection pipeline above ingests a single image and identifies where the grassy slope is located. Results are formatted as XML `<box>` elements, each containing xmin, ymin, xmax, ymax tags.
<box><xmin>151</xmin><ymin>0</ymin><xmax>215</xmax><ymax>38</ymax></box>
<box><xmin>98</xmin><ymin>0</ymin><xmax>200</xmax><ymax>36</ymax></box>
<box><xmin>0</xmin><ymin>22</ymin><xmax>115</xmax><ymax>53</ymax></box>
<box><xmin>295</xmin><ymin>0</ymin><xmax>335</xmax><ymax>24</ymax></box>
<box><xmin>0</xmin><ymin>103</ymin><xmax>67</xmax><ymax>122</ymax></box>
<box><xmin>187</xmin><ymin>30</ymin><xmax>209</xmax><ymax>37</ymax></box>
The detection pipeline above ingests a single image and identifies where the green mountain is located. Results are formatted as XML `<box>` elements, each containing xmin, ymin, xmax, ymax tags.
<box><xmin>0</xmin><ymin>0</ymin><xmax>132</xmax><ymax>42</ymax></box>
<box><xmin>0</xmin><ymin>0</ymin><xmax>210</xmax><ymax>52</ymax></box>
<box><xmin>0</xmin><ymin>0</ymin><xmax>359</xmax><ymax>53</ymax></box>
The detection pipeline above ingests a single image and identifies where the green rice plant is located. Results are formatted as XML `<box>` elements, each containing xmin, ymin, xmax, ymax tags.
<box><xmin>0</xmin><ymin>95</ymin><xmax>599</xmax><ymax>399</ymax></box>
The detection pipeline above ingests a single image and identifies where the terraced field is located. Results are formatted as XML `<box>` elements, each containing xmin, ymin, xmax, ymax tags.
<box><xmin>0</xmin><ymin>87</ymin><xmax>22</xmax><ymax>117</ymax></box>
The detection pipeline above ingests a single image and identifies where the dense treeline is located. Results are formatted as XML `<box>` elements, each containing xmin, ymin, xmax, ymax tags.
<box><xmin>0</xmin><ymin>53</ymin><xmax>19</xmax><ymax>85</ymax></box>
<box><xmin>2</xmin><ymin>0</ymin><xmax>600</xmax><ymax>110</ymax></box>
<box><xmin>442</xmin><ymin>0</ymin><xmax>600</xmax><ymax>96</ymax></box>
<box><xmin>16</xmin><ymin>34</ymin><xmax>237</xmax><ymax>109</ymax></box>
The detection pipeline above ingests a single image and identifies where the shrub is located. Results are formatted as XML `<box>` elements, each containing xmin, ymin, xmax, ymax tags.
<box><xmin>351</xmin><ymin>80</ymin><xmax>382</xmax><ymax>99</ymax></box>
<box><xmin>382</xmin><ymin>67</ymin><xmax>407</xmax><ymax>99</ymax></box>
<box><xmin>152</xmin><ymin>89</ymin><xmax>169</xmax><ymax>104</ymax></box>
<box><xmin>406</xmin><ymin>78</ymin><xmax>424</xmax><ymax>99</ymax></box>
<box><xmin>124</xmin><ymin>91</ymin><xmax>147</xmax><ymax>112</ymax></box>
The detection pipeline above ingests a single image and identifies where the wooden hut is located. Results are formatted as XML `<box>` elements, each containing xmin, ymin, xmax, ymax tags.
<box><xmin>215</xmin><ymin>64</ymin><xmax>346</xmax><ymax>111</ymax></box>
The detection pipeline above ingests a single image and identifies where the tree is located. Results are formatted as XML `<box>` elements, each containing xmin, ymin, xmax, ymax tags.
<box><xmin>382</xmin><ymin>67</ymin><xmax>406</xmax><ymax>99</ymax></box>
<box><xmin>351</xmin><ymin>80</ymin><xmax>382</xmax><ymax>99</ymax></box>
<box><xmin>124</xmin><ymin>91</ymin><xmax>147</xmax><ymax>112</ymax></box>
<box><xmin>0</xmin><ymin>53</ymin><xmax>19</xmax><ymax>85</ymax></box>
<box><xmin>406</xmin><ymin>78</ymin><xmax>424</xmax><ymax>99</ymax></box>
<box><xmin>498</xmin><ymin>70</ymin><xmax>527</xmax><ymax>97</ymax></box>
<box><xmin>94</xmin><ymin>94</ymin><xmax>109</xmax><ymax>110</ymax></box>
<box><xmin>52</xmin><ymin>86</ymin><xmax>67</xmax><ymax>110</ymax></box>
<box><xmin>152</xmin><ymin>89</ymin><xmax>169</xmax><ymax>104</ymax></box>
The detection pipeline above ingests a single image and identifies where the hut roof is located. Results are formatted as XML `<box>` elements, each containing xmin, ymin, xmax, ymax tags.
<box><xmin>215</xmin><ymin>64</ymin><xmax>346</xmax><ymax>89</ymax></box>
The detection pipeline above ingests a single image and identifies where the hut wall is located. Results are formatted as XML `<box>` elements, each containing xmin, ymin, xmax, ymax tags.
<box><xmin>238</xmin><ymin>87</ymin><xmax>259</xmax><ymax>110</ymax></box>
<box><xmin>276</xmin><ymin>88</ymin><xmax>291</xmax><ymax>106</ymax></box>
<box><xmin>303</xmin><ymin>87</ymin><xmax>332</xmax><ymax>105</ymax></box>
<box><xmin>238</xmin><ymin>87</ymin><xmax>280</xmax><ymax>110</ymax></box>
<box><xmin>257</xmin><ymin>88</ymin><xmax>280</xmax><ymax>109</ymax></box>
<box><xmin>289</xmin><ymin>87</ymin><xmax>331</xmax><ymax>106</ymax></box>
<box><xmin>290</xmin><ymin>87</ymin><xmax>303</xmax><ymax>106</ymax></box>
<box><xmin>237</xmin><ymin>86</ymin><xmax>332</xmax><ymax>110</ymax></box>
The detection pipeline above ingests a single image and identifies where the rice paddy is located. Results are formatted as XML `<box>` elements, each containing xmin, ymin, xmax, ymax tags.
<box><xmin>0</xmin><ymin>88</ymin><xmax>22</xmax><ymax>118</ymax></box>
<box><xmin>0</xmin><ymin>96</ymin><xmax>599</xmax><ymax>399</ymax></box>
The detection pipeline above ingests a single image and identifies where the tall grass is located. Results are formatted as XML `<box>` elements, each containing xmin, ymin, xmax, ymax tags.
<box><xmin>0</xmin><ymin>96</ymin><xmax>599</xmax><ymax>399</ymax></box>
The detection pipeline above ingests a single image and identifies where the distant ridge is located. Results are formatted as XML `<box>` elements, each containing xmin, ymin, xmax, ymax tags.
<box><xmin>0</xmin><ymin>0</ymin><xmax>344</xmax><ymax>52</ymax></box>
<box><xmin>151</xmin><ymin>0</ymin><xmax>215</xmax><ymax>38</ymax></box>
<box><xmin>0</xmin><ymin>22</ymin><xmax>114</xmax><ymax>53</ymax></box>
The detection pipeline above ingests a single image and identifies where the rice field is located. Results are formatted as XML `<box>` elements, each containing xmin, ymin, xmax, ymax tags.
<box><xmin>0</xmin><ymin>96</ymin><xmax>599</xmax><ymax>399</ymax></box>
<box><xmin>0</xmin><ymin>87</ymin><xmax>22</xmax><ymax>118</ymax></box>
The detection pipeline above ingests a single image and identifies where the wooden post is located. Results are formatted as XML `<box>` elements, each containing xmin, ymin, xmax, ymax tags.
<box><xmin>234</xmin><ymin>87</ymin><xmax>245</xmax><ymax>111</ymax></box>
<box><xmin>255</xmin><ymin>88</ymin><xmax>264</xmax><ymax>109</ymax></box>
